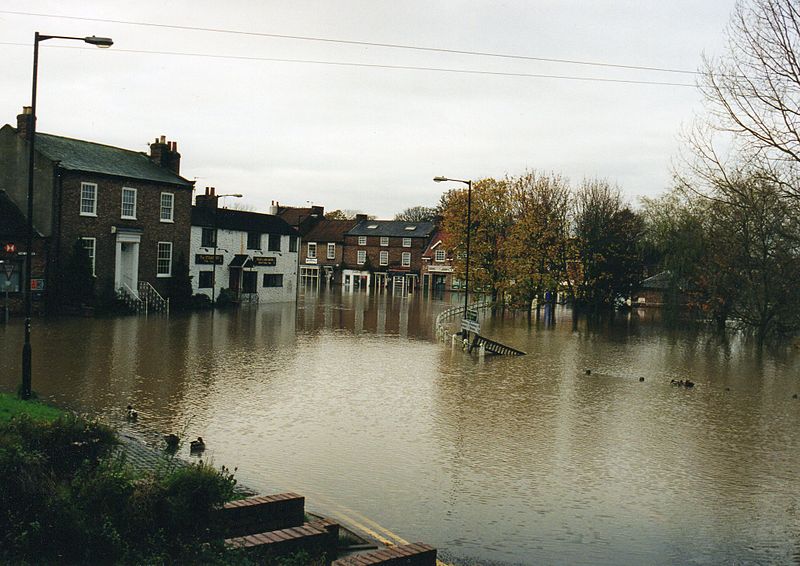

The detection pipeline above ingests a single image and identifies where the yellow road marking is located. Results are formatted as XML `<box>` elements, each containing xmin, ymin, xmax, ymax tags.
<box><xmin>301</xmin><ymin>488</ymin><xmax>451</xmax><ymax>566</ymax></box>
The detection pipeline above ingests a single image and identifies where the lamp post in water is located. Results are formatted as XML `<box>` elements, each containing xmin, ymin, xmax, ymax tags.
<box><xmin>21</xmin><ymin>32</ymin><xmax>113</xmax><ymax>400</ymax></box>
<box><xmin>433</xmin><ymin>176</ymin><xmax>472</xmax><ymax>317</ymax></box>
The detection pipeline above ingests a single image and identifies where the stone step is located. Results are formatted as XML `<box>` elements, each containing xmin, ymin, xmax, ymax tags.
<box><xmin>226</xmin><ymin>521</ymin><xmax>339</xmax><ymax>564</ymax></box>
<box><xmin>219</xmin><ymin>492</ymin><xmax>305</xmax><ymax>537</ymax></box>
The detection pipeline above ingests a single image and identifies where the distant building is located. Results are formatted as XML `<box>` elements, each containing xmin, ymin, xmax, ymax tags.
<box><xmin>0</xmin><ymin>108</ymin><xmax>194</xmax><ymax>312</ymax></box>
<box><xmin>342</xmin><ymin>220</ymin><xmax>436</xmax><ymax>292</ymax></box>
<box><xmin>299</xmin><ymin>218</ymin><xmax>358</xmax><ymax>289</ymax></box>
<box><xmin>420</xmin><ymin>229</ymin><xmax>458</xmax><ymax>293</ymax></box>
<box><xmin>272</xmin><ymin>201</ymin><xmax>324</xmax><ymax>237</ymax></box>
<box><xmin>191</xmin><ymin>187</ymin><xmax>299</xmax><ymax>303</ymax></box>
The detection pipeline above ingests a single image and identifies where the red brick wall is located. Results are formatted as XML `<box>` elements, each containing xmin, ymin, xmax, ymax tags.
<box><xmin>342</xmin><ymin>235</ymin><xmax>428</xmax><ymax>273</ymax></box>
<box><xmin>54</xmin><ymin>171</ymin><xmax>192</xmax><ymax>299</ymax></box>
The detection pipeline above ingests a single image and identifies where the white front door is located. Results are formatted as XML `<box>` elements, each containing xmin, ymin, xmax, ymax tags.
<box><xmin>115</xmin><ymin>232</ymin><xmax>141</xmax><ymax>296</ymax></box>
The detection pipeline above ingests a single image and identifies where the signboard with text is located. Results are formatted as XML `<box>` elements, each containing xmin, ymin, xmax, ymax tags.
<box><xmin>461</xmin><ymin>319</ymin><xmax>480</xmax><ymax>333</ymax></box>
<box><xmin>30</xmin><ymin>278</ymin><xmax>45</xmax><ymax>291</ymax></box>
<box><xmin>252</xmin><ymin>256</ymin><xmax>277</xmax><ymax>266</ymax></box>
<box><xmin>195</xmin><ymin>254</ymin><xmax>223</xmax><ymax>265</ymax></box>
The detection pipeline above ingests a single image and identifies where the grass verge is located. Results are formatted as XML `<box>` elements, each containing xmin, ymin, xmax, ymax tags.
<box><xmin>0</xmin><ymin>392</ymin><xmax>64</xmax><ymax>423</ymax></box>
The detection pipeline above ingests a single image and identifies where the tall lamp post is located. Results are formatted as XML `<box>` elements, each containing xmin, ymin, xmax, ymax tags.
<box><xmin>210</xmin><ymin>193</ymin><xmax>242</xmax><ymax>306</ymax></box>
<box><xmin>433</xmin><ymin>176</ymin><xmax>472</xmax><ymax>317</ymax></box>
<box><xmin>20</xmin><ymin>32</ymin><xmax>113</xmax><ymax>400</ymax></box>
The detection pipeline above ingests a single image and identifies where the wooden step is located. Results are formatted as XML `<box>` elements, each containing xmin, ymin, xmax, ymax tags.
<box><xmin>332</xmin><ymin>542</ymin><xmax>437</xmax><ymax>565</ymax></box>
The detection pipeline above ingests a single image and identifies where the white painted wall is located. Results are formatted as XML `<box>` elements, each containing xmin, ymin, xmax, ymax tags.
<box><xmin>190</xmin><ymin>225</ymin><xmax>298</xmax><ymax>303</ymax></box>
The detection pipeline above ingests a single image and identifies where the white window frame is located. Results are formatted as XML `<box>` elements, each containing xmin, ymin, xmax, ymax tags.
<box><xmin>358</xmin><ymin>235</ymin><xmax>367</xmax><ymax>246</ymax></box>
<box><xmin>401</xmin><ymin>252</ymin><xmax>411</xmax><ymax>267</ymax></box>
<box><xmin>380</xmin><ymin>236</ymin><xmax>389</xmax><ymax>247</ymax></box>
<box><xmin>402</xmin><ymin>237</ymin><xmax>412</xmax><ymax>248</ymax></box>
<box><xmin>121</xmin><ymin>187</ymin><xmax>137</xmax><ymax>220</ymax></box>
<box><xmin>80</xmin><ymin>182</ymin><xmax>97</xmax><ymax>216</ymax></box>
<box><xmin>327</xmin><ymin>242</ymin><xmax>336</xmax><ymax>260</ymax></box>
<box><xmin>379</xmin><ymin>250</ymin><xmax>388</xmax><ymax>266</ymax></box>
<box><xmin>357</xmin><ymin>250</ymin><xmax>367</xmax><ymax>265</ymax></box>
<box><xmin>307</xmin><ymin>242</ymin><xmax>317</xmax><ymax>259</ymax></box>
<box><xmin>81</xmin><ymin>237</ymin><xmax>96</xmax><ymax>276</ymax></box>
<box><xmin>435</xmin><ymin>249</ymin><xmax>446</xmax><ymax>262</ymax></box>
<box><xmin>160</xmin><ymin>192</ymin><xmax>174</xmax><ymax>223</ymax></box>
<box><xmin>156</xmin><ymin>241</ymin><xmax>172</xmax><ymax>277</ymax></box>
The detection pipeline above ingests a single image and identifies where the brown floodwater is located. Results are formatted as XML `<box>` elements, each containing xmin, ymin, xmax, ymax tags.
<box><xmin>1</xmin><ymin>292</ymin><xmax>799</xmax><ymax>565</ymax></box>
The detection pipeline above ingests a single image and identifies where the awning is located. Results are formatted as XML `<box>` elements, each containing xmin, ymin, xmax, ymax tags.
<box><xmin>229</xmin><ymin>254</ymin><xmax>253</xmax><ymax>268</ymax></box>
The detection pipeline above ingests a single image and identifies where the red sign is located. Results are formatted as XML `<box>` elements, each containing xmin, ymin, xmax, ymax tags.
<box><xmin>3</xmin><ymin>243</ymin><xmax>15</xmax><ymax>254</ymax></box>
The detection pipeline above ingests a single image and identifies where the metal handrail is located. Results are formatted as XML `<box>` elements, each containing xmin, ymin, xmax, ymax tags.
<box><xmin>137</xmin><ymin>281</ymin><xmax>169</xmax><ymax>315</ymax></box>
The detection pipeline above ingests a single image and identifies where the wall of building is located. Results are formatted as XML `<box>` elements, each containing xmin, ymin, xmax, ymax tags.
<box><xmin>341</xmin><ymin>235</ymin><xmax>428</xmax><ymax>278</ymax></box>
<box><xmin>190</xmin><ymin>226</ymin><xmax>298</xmax><ymax>303</ymax></box>
<box><xmin>55</xmin><ymin>171</ymin><xmax>192</xmax><ymax>300</ymax></box>
<box><xmin>0</xmin><ymin>125</ymin><xmax>56</xmax><ymax>236</ymax></box>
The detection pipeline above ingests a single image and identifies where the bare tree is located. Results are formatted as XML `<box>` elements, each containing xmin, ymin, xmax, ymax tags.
<box><xmin>700</xmin><ymin>0</ymin><xmax>800</xmax><ymax>188</ymax></box>
<box><xmin>394</xmin><ymin>205</ymin><xmax>438</xmax><ymax>222</ymax></box>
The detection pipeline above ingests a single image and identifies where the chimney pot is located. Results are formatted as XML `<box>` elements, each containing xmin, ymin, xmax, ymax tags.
<box><xmin>160</xmin><ymin>135</ymin><xmax>166</xmax><ymax>143</ymax></box>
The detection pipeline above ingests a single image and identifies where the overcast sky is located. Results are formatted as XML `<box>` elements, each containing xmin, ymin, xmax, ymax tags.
<box><xmin>0</xmin><ymin>1</ymin><xmax>737</xmax><ymax>218</ymax></box>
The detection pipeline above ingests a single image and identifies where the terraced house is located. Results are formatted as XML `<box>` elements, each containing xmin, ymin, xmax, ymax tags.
<box><xmin>0</xmin><ymin>108</ymin><xmax>194</xmax><ymax>311</ymax></box>
<box><xmin>342</xmin><ymin>220</ymin><xmax>435</xmax><ymax>292</ymax></box>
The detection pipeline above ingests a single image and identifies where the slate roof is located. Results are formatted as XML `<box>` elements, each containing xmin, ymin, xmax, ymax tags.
<box><xmin>33</xmin><ymin>132</ymin><xmax>193</xmax><ymax>187</ymax></box>
<box><xmin>192</xmin><ymin>206</ymin><xmax>299</xmax><ymax>236</ymax></box>
<box><xmin>304</xmin><ymin>219</ymin><xmax>358</xmax><ymax>243</ymax></box>
<box><xmin>347</xmin><ymin>220</ymin><xmax>436</xmax><ymax>238</ymax></box>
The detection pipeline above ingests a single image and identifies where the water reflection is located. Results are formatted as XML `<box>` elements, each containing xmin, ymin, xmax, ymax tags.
<box><xmin>1</xmin><ymin>298</ymin><xmax>799</xmax><ymax>565</ymax></box>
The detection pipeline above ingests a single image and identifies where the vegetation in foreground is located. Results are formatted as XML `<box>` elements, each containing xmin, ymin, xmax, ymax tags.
<box><xmin>0</xmin><ymin>405</ymin><xmax>247</xmax><ymax>565</ymax></box>
<box><xmin>0</xmin><ymin>393</ymin><xmax>64</xmax><ymax>423</ymax></box>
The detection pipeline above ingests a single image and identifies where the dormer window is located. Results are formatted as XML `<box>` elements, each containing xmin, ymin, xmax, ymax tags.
<box><xmin>404</xmin><ymin>225</ymin><xmax>416</xmax><ymax>230</ymax></box>
<box><xmin>367</xmin><ymin>224</ymin><xmax>378</xmax><ymax>229</ymax></box>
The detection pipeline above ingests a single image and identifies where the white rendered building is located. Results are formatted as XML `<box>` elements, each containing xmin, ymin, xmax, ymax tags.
<box><xmin>190</xmin><ymin>189</ymin><xmax>299</xmax><ymax>304</ymax></box>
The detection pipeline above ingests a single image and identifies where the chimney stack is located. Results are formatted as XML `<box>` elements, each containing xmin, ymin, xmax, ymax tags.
<box><xmin>149</xmin><ymin>135</ymin><xmax>181</xmax><ymax>174</ymax></box>
<box><xmin>195</xmin><ymin>186</ymin><xmax>219</xmax><ymax>209</ymax></box>
<box><xmin>16</xmin><ymin>107</ymin><xmax>34</xmax><ymax>140</ymax></box>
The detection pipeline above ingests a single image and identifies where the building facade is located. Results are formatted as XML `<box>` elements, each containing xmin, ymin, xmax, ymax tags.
<box><xmin>0</xmin><ymin>109</ymin><xmax>194</xmax><ymax>310</ymax></box>
<box><xmin>191</xmin><ymin>188</ymin><xmax>299</xmax><ymax>303</ymax></box>
<box><xmin>420</xmin><ymin>229</ymin><xmax>458</xmax><ymax>293</ymax></box>
<box><xmin>342</xmin><ymin>221</ymin><xmax>435</xmax><ymax>292</ymax></box>
<box><xmin>299</xmin><ymin>219</ymin><xmax>358</xmax><ymax>289</ymax></box>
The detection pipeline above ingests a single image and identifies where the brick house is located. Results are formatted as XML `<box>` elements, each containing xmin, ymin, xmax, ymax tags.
<box><xmin>298</xmin><ymin>218</ymin><xmax>358</xmax><ymax>289</ymax></box>
<box><xmin>420</xmin><ymin>229</ymin><xmax>458</xmax><ymax>294</ymax></box>
<box><xmin>0</xmin><ymin>108</ymin><xmax>194</xmax><ymax>310</ymax></box>
<box><xmin>191</xmin><ymin>188</ymin><xmax>300</xmax><ymax>304</ymax></box>
<box><xmin>342</xmin><ymin>220</ymin><xmax>435</xmax><ymax>292</ymax></box>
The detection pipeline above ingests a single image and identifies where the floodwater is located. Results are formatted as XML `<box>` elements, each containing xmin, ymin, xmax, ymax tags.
<box><xmin>1</xmin><ymin>292</ymin><xmax>800</xmax><ymax>565</ymax></box>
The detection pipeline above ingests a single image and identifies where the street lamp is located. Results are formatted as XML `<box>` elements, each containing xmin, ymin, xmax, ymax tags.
<box><xmin>211</xmin><ymin>193</ymin><xmax>242</xmax><ymax>306</ymax></box>
<box><xmin>20</xmin><ymin>32</ymin><xmax>113</xmax><ymax>400</ymax></box>
<box><xmin>433</xmin><ymin>176</ymin><xmax>472</xmax><ymax>317</ymax></box>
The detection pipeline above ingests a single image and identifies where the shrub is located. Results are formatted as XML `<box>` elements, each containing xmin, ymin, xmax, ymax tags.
<box><xmin>0</xmin><ymin>414</ymin><xmax>242</xmax><ymax>564</ymax></box>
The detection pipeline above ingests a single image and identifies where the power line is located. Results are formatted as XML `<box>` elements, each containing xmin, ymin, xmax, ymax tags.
<box><xmin>0</xmin><ymin>42</ymin><xmax>697</xmax><ymax>87</ymax></box>
<box><xmin>0</xmin><ymin>9</ymin><xmax>702</xmax><ymax>77</ymax></box>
